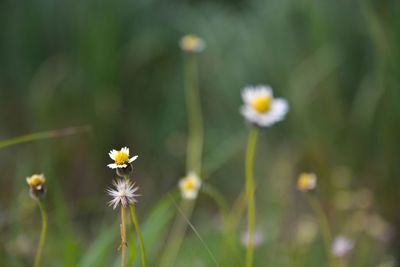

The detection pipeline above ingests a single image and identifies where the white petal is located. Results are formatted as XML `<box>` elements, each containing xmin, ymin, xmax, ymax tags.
<box><xmin>270</xmin><ymin>98</ymin><xmax>289</xmax><ymax>119</ymax></box>
<box><xmin>240</xmin><ymin>97</ymin><xmax>289</xmax><ymax>127</ymax></box>
<box><xmin>240</xmin><ymin>105</ymin><xmax>259</xmax><ymax>123</ymax></box>
<box><xmin>242</xmin><ymin>85</ymin><xmax>272</xmax><ymax>104</ymax></box>
<box><xmin>107</xmin><ymin>163</ymin><xmax>118</xmax><ymax>169</ymax></box>
<box><xmin>254</xmin><ymin>85</ymin><xmax>272</xmax><ymax>98</ymax></box>
<box><xmin>242</xmin><ymin>87</ymin><xmax>256</xmax><ymax>104</ymax></box>
<box><xmin>121</xmin><ymin>147</ymin><xmax>129</xmax><ymax>156</ymax></box>
<box><xmin>182</xmin><ymin>190</ymin><xmax>198</xmax><ymax>199</ymax></box>
<box><xmin>128</xmin><ymin>155</ymin><xmax>138</xmax><ymax>163</ymax></box>
<box><xmin>116</xmin><ymin>164</ymin><xmax>127</xmax><ymax>168</ymax></box>
<box><xmin>109</xmin><ymin>150</ymin><xmax>118</xmax><ymax>160</ymax></box>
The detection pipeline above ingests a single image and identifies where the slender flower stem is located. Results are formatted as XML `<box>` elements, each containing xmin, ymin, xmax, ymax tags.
<box><xmin>120</xmin><ymin>207</ymin><xmax>127</xmax><ymax>267</ymax></box>
<box><xmin>306</xmin><ymin>194</ymin><xmax>336</xmax><ymax>267</ymax></box>
<box><xmin>160</xmin><ymin>49</ymin><xmax>203</xmax><ymax>267</ymax></box>
<box><xmin>122</xmin><ymin>175</ymin><xmax>147</xmax><ymax>267</ymax></box>
<box><xmin>246</xmin><ymin>127</ymin><xmax>258</xmax><ymax>267</ymax></box>
<box><xmin>245</xmin><ymin>127</ymin><xmax>259</xmax><ymax>267</ymax></box>
<box><xmin>185</xmin><ymin>54</ymin><xmax>203</xmax><ymax>174</ymax></box>
<box><xmin>34</xmin><ymin>200</ymin><xmax>47</xmax><ymax>267</ymax></box>
<box><xmin>129</xmin><ymin>205</ymin><xmax>148</xmax><ymax>267</ymax></box>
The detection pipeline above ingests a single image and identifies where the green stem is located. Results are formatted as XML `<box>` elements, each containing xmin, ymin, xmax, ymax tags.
<box><xmin>159</xmin><ymin>201</ymin><xmax>194</xmax><ymax>267</ymax></box>
<box><xmin>306</xmin><ymin>194</ymin><xmax>335</xmax><ymax>267</ymax></box>
<box><xmin>121</xmin><ymin>207</ymin><xmax>127</xmax><ymax>267</ymax></box>
<box><xmin>129</xmin><ymin>205</ymin><xmax>148</xmax><ymax>267</ymax></box>
<box><xmin>34</xmin><ymin>200</ymin><xmax>48</xmax><ymax>267</ymax></box>
<box><xmin>184</xmin><ymin>54</ymin><xmax>203</xmax><ymax>174</ymax></box>
<box><xmin>226</xmin><ymin>189</ymin><xmax>247</xmax><ymax>249</ymax></box>
<box><xmin>245</xmin><ymin>128</ymin><xmax>259</xmax><ymax>267</ymax></box>
<box><xmin>123</xmin><ymin>175</ymin><xmax>147</xmax><ymax>267</ymax></box>
<box><xmin>0</xmin><ymin>125</ymin><xmax>91</xmax><ymax>149</ymax></box>
<box><xmin>159</xmin><ymin>48</ymin><xmax>203</xmax><ymax>267</ymax></box>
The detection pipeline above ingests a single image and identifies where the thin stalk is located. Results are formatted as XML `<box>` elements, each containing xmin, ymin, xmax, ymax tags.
<box><xmin>159</xmin><ymin>201</ymin><xmax>194</xmax><ymax>267</ymax></box>
<box><xmin>120</xmin><ymin>207</ymin><xmax>127</xmax><ymax>267</ymax></box>
<box><xmin>122</xmin><ymin>175</ymin><xmax>147</xmax><ymax>267</ymax></box>
<box><xmin>306</xmin><ymin>194</ymin><xmax>336</xmax><ymax>267</ymax></box>
<box><xmin>34</xmin><ymin>200</ymin><xmax>48</xmax><ymax>267</ymax></box>
<box><xmin>159</xmin><ymin>50</ymin><xmax>203</xmax><ymax>267</ymax></box>
<box><xmin>171</xmin><ymin>197</ymin><xmax>221</xmax><ymax>267</ymax></box>
<box><xmin>0</xmin><ymin>125</ymin><xmax>91</xmax><ymax>149</ymax></box>
<box><xmin>129</xmin><ymin>205</ymin><xmax>148</xmax><ymax>267</ymax></box>
<box><xmin>218</xmin><ymin>188</ymin><xmax>247</xmax><ymax>266</ymax></box>
<box><xmin>245</xmin><ymin>127</ymin><xmax>259</xmax><ymax>267</ymax></box>
<box><xmin>225</xmin><ymin>189</ymin><xmax>247</xmax><ymax>249</ymax></box>
<box><xmin>184</xmin><ymin>54</ymin><xmax>203</xmax><ymax>174</ymax></box>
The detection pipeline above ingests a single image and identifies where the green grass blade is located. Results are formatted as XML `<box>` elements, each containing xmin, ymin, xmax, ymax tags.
<box><xmin>0</xmin><ymin>125</ymin><xmax>91</xmax><ymax>149</ymax></box>
<box><xmin>76</xmin><ymin>224</ymin><xmax>118</xmax><ymax>267</ymax></box>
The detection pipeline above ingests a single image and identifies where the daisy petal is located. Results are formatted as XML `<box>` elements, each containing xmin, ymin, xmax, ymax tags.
<box><xmin>128</xmin><ymin>155</ymin><xmax>138</xmax><ymax>163</ymax></box>
<box><xmin>121</xmin><ymin>147</ymin><xmax>129</xmax><ymax>155</ymax></box>
<box><xmin>107</xmin><ymin>163</ymin><xmax>118</xmax><ymax>169</ymax></box>
<box><xmin>109</xmin><ymin>150</ymin><xmax>118</xmax><ymax>160</ymax></box>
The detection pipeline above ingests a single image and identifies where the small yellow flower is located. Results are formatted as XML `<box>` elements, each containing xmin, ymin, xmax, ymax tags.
<box><xmin>26</xmin><ymin>174</ymin><xmax>46</xmax><ymax>198</ymax></box>
<box><xmin>297</xmin><ymin>173</ymin><xmax>317</xmax><ymax>192</ymax></box>
<box><xmin>26</xmin><ymin>174</ymin><xmax>45</xmax><ymax>189</ymax></box>
<box><xmin>108</xmin><ymin>147</ymin><xmax>138</xmax><ymax>169</ymax></box>
<box><xmin>178</xmin><ymin>172</ymin><xmax>202</xmax><ymax>200</ymax></box>
<box><xmin>179</xmin><ymin>34</ymin><xmax>206</xmax><ymax>53</ymax></box>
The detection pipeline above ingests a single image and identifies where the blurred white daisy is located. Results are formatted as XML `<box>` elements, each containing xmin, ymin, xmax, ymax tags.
<box><xmin>240</xmin><ymin>85</ymin><xmax>289</xmax><ymax>127</ymax></box>
<box><xmin>107</xmin><ymin>147</ymin><xmax>138</xmax><ymax>169</ymax></box>
<box><xmin>179</xmin><ymin>34</ymin><xmax>206</xmax><ymax>53</ymax></box>
<box><xmin>178</xmin><ymin>172</ymin><xmax>202</xmax><ymax>200</ymax></box>
<box><xmin>332</xmin><ymin>236</ymin><xmax>354</xmax><ymax>258</ymax></box>
<box><xmin>107</xmin><ymin>179</ymin><xmax>139</xmax><ymax>209</ymax></box>
<box><xmin>241</xmin><ymin>229</ymin><xmax>265</xmax><ymax>248</ymax></box>
<box><xmin>297</xmin><ymin>173</ymin><xmax>317</xmax><ymax>192</ymax></box>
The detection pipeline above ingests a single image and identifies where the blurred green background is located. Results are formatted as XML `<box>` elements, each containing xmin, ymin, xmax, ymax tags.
<box><xmin>1</xmin><ymin>0</ymin><xmax>399</xmax><ymax>266</ymax></box>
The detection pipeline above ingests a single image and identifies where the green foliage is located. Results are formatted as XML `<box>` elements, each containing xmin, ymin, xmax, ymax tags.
<box><xmin>1</xmin><ymin>0</ymin><xmax>399</xmax><ymax>266</ymax></box>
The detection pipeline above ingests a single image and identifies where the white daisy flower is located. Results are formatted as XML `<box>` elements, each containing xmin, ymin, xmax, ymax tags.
<box><xmin>297</xmin><ymin>172</ymin><xmax>317</xmax><ymax>192</ymax></box>
<box><xmin>107</xmin><ymin>179</ymin><xmax>140</xmax><ymax>210</ymax></box>
<box><xmin>179</xmin><ymin>34</ymin><xmax>206</xmax><ymax>53</ymax></box>
<box><xmin>240</xmin><ymin>85</ymin><xmax>289</xmax><ymax>127</ymax></box>
<box><xmin>241</xmin><ymin>229</ymin><xmax>265</xmax><ymax>248</ymax></box>
<box><xmin>332</xmin><ymin>236</ymin><xmax>354</xmax><ymax>258</ymax></box>
<box><xmin>178</xmin><ymin>172</ymin><xmax>202</xmax><ymax>200</ymax></box>
<box><xmin>107</xmin><ymin>147</ymin><xmax>138</xmax><ymax>169</ymax></box>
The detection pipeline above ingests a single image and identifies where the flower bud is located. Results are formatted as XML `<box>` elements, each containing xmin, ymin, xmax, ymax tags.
<box><xmin>26</xmin><ymin>174</ymin><xmax>46</xmax><ymax>199</ymax></box>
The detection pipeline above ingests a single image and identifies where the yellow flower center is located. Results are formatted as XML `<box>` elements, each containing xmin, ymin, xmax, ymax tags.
<box><xmin>181</xmin><ymin>35</ymin><xmax>202</xmax><ymax>52</ymax></box>
<box><xmin>115</xmin><ymin>151</ymin><xmax>129</xmax><ymax>165</ymax></box>
<box><xmin>297</xmin><ymin>173</ymin><xmax>316</xmax><ymax>191</ymax></box>
<box><xmin>184</xmin><ymin>179</ymin><xmax>195</xmax><ymax>191</ymax></box>
<box><xmin>27</xmin><ymin>175</ymin><xmax>45</xmax><ymax>187</ymax></box>
<box><xmin>251</xmin><ymin>96</ymin><xmax>272</xmax><ymax>113</ymax></box>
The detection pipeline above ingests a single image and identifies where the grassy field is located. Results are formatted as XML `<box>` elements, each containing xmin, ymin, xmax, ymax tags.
<box><xmin>0</xmin><ymin>0</ymin><xmax>399</xmax><ymax>266</ymax></box>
